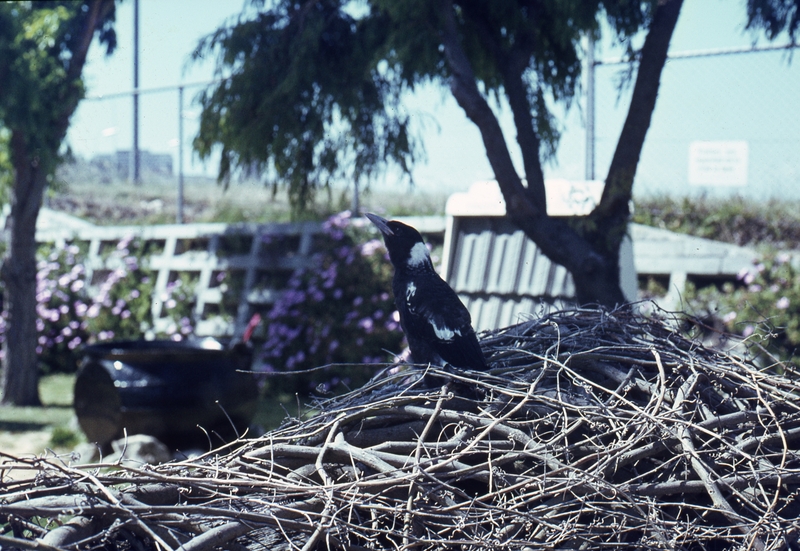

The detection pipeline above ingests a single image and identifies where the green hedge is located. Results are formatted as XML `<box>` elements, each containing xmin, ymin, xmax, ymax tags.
<box><xmin>633</xmin><ymin>195</ymin><xmax>800</xmax><ymax>249</ymax></box>
<box><xmin>635</xmin><ymin>195</ymin><xmax>800</xmax><ymax>367</ymax></box>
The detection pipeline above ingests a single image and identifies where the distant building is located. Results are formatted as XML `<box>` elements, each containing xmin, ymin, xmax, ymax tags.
<box><xmin>91</xmin><ymin>150</ymin><xmax>173</xmax><ymax>179</ymax></box>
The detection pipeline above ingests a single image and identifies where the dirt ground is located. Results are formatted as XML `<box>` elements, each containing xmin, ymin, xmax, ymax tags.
<box><xmin>0</xmin><ymin>430</ymin><xmax>51</xmax><ymax>457</ymax></box>
<box><xmin>0</xmin><ymin>430</ymin><xmax>55</xmax><ymax>482</ymax></box>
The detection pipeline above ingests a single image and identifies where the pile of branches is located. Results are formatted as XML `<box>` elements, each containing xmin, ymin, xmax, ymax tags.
<box><xmin>3</xmin><ymin>307</ymin><xmax>800</xmax><ymax>550</ymax></box>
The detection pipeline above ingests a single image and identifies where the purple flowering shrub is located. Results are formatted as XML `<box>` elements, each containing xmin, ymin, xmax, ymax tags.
<box><xmin>687</xmin><ymin>252</ymin><xmax>799</xmax><ymax>365</ymax></box>
<box><xmin>258</xmin><ymin>211</ymin><xmax>404</xmax><ymax>394</ymax></box>
<box><xmin>1</xmin><ymin>237</ymin><xmax>196</xmax><ymax>373</ymax></box>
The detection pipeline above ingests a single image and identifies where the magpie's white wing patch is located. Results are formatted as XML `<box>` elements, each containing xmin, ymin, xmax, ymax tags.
<box><xmin>428</xmin><ymin>318</ymin><xmax>462</xmax><ymax>341</ymax></box>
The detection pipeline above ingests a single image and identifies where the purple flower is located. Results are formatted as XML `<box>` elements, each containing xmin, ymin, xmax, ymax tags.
<box><xmin>86</xmin><ymin>304</ymin><xmax>101</xmax><ymax>319</ymax></box>
<box><xmin>323</xmin><ymin>211</ymin><xmax>352</xmax><ymax>231</ymax></box>
<box><xmin>360</xmin><ymin>239</ymin><xmax>384</xmax><ymax>257</ymax></box>
<box><xmin>722</xmin><ymin>311</ymin><xmax>737</xmax><ymax>323</ymax></box>
<box><xmin>737</xmin><ymin>267</ymin><xmax>750</xmax><ymax>280</ymax></box>
<box><xmin>776</xmin><ymin>296</ymin><xmax>790</xmax><ymax>310</ymax></box>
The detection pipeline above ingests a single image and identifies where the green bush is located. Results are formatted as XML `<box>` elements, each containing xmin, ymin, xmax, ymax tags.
<box><xmin>634</xmin><ymin>196</ymin><xmax>800</xmax><ymax>249</ymax></box>
<box><xmin>635</xmin><ymin>196</ymin><xmax>800</xmax><ymax>367</ymax></box>
<box><xmin>257</xmin><ymin>211</ymin><xmax>404</xmax><ymax>395</ymax></box>
<box><xmin>685</xmin><ymin>252</ymin><xmax>799</xmax><ymax>366</ymax></box>
<box><xmin>0</xmin><ymin>237</ymin><xmax>197</xmax><ymax>374</ymax></box>
<box><xmin>49</xmin><ymin>425</ymin><xmax>80</xmax><ymax>449</ymax></box>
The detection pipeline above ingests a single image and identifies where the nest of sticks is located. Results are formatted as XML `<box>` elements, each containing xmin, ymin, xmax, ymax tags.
<box><xmin>3</xmin><ymin>307</ymin><xmax>800</xmax><ymax>551</ymax></box>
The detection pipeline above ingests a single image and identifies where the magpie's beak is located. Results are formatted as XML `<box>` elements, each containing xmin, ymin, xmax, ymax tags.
<box><xmin>365</xmin><ymin>212</ymin><xmax>394</xmax><ymax>236</ymax></box>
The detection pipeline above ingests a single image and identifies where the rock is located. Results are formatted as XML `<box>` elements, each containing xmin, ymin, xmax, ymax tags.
<box><xmin>105</xmin><ymin>434</ymin><xmax>172</xmax><ymax>466</ymax></box>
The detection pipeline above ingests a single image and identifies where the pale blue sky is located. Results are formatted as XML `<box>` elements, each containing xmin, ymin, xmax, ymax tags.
<box><xmin>68</xmin><ymin>0</ymin><xmax>800</xmax><ymax>200</ymax></box>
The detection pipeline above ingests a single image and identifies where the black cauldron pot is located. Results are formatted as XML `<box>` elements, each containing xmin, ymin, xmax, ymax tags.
<box><xmin>74</xmin><ymin>338</ymin><xmax>258</xmax><ymax>450</ymax></box>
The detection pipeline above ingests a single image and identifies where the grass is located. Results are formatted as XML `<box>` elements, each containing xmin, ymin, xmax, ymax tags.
<box><xmin>0</xmin><ymin>372</ymin><xmax>304</xmax><ymax>453</ymax></box>
<box><xmin>251</xmin><ymin>392</ymin><xmax>306</xmax><ymax>432</ymax></box>
<box><xmin>49</xmin><ymin>173</ymin><xmax>450</xmax><ymax>226</ymax></box>
<box><xmin>0</xmin><ymin>374</ymin><xmax>75</xmax><ymax>433</ymax></box>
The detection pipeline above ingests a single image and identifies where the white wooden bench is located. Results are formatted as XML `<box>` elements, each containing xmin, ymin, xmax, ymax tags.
<box><xmin>34</xmin><ymin>216</ymin><xmax>445</xmax><ymax>338</ymax></box>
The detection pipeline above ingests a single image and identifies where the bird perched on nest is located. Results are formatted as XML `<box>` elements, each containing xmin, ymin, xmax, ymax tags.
<box><xmin>366</xmin><ymin>213</ymin><xmax>488</xmax><ymax>370</ymax></box>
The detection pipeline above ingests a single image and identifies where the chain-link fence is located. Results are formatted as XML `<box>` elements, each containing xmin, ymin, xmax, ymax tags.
<box><xmin>67</xmin><ymin>42</ymin><xmax>800</xmax><ymax>204</ymax></box>
<box><xmin>588</xmin><ymin>43</ymin><xmax>800</xmax><ymax>201</ymax></box>
<box><xmin>70</xmin><ymin>81</ymin><xmax>218</xmax><ymax>183</ymax></box>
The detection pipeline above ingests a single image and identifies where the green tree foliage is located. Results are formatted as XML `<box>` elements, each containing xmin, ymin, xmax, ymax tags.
<box><xmin>192</xmin><ymin>0</ymin><xmax>676</xmax><ymax>307</ymax></box>
<box><xmin>0</xmin><ymin>1</ymin><xmax>116</xmax><ymax>405</ymax></box>
<box><xmin>193</xmin><ymin>1</ymin><xmax>421</xmax><ymax>210</ymax></box>
<box><xmin>193</xmin><ymin>0</ymin><xmax>797</xmax><ymax>308</ymax></box>
<box><xmin>746</xmin><ymin>0</ymin><xmax>800</xmax><ymax>39</ymax></box>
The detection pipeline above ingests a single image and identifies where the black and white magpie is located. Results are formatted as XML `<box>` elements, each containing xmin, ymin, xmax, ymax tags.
<box><xmin>365</xmin><ymin>213</ymin><xmax>488</xmax><ymax>370</ymax></box>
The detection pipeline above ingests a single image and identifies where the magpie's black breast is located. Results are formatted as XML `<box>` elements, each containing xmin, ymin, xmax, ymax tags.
<box><xmin>393</xmin><ymin>271</ymin><xmax>487</xmax><ymax>370</ymax></box>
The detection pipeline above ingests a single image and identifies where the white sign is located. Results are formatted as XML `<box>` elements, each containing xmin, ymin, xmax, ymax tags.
<box><xmin>688</xmin><ymin>140</ymin><xmax>749</xmax><ymax>187</ymax></box>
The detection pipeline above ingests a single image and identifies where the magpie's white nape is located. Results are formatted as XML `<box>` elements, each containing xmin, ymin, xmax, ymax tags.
<box><xmin>366</xmin><ymin>213</ymin><xmax>488</xmax><ymax>370</ymax></box>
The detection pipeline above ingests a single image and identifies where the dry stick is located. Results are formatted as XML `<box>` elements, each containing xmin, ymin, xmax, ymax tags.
<box><xmin>328</xmin><ymin>436</ymin><xmax>401</xmax><ymax>474</ymax></box>
<box><xmin>181</xmin><ymin>421</ymin><xmax>346</xmax><ymax>551</ymax></box>
<box><xmin>742</xmin><ymin>369</ymin><xmax>790</xmax><ymax>551</ymax></box>
<box><xmin>35</xmin><ymin>460</ymin><xmax>178</xmax><ymax>551</ymax></box>
<box><xmin>403</xmin><ymin>387</ymin><xmax>448</xmax><ymax>548</ymax></box>
<box><xmin>300</xmin><ymin>415</ymin><xmax>345</xmax><ymax>551</ymax></box>
<box><xmin>557</xmin><ymin>361</ymin><xmax>673</xmax><ymax>440</ymax></box>
<box><xmin>8</xmin><ymin>309</ymin><xmax>800</xmax><ymax>550</ymax></box>
<box><xmin>422</xmin><ymin>380</ymin><xmax>543</xmax><ymax>476</ymax></box>
<box><xmin>673</xmin><ymin>372</ymin><xmax>766</xmax><ymax>551</ymax></box>
<box><xmin>651</xmin><ymin>348</ymin><xmax>669</xmax><ymax>415</ymax></box>
<box><xmin>177</xmin><ymin>522</ymin><xmax>253</xmax><ymax>551</ymax></box>
<box><xmin>68</xmin><ymin>461</ymin><xmax>230</xmax><ymax>500</ymax></box>
<box><xmin>39</xmin><ymin>515</ymin><xmax>99</xmax><ymax>549</ymax></box>
<box><xmin>593</xmin><ymin>349</ymin><xmax>670</xmax><ymax>478</ymax></box>
<box><xmin>0</xmin><ymin>534</ymin><xmax>68</xmax><ymax>551</ymax></box>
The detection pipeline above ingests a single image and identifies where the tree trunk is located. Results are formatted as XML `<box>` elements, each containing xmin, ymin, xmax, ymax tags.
<box><xmin>592</xmin><ymin>0</ymin><xmax>684</xmax><ymax>238</ymax></box>
<box><xmin>439</xmin><ymin>0</ymin><xmax>683</xmax><ymax>308</ymax></box>
<box><xmin>439</xmin><ymin>0</ymin><xmax>625</xmax><ymax>307</ymax></box>
<box><xmin>0</xmin><ymin>0</ymin><xmax>112</xmax><ymax>405</ymax></box>
<box><xmin>1</xmin><ymin>133</ymin><xmax>48</xmax><ymax>406</ymax></box>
